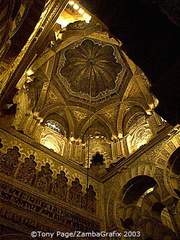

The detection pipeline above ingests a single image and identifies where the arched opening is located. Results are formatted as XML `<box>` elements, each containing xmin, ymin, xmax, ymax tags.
<box><xmin>168</xmin><ymin>147</ymin><xmax>180</xmax><ymax>175</ymax></box>
<box><xmin>122</xmin><ymin>106</ymin><xmax>152</xmax><ymax>154</ymax></box>
<box><xmin>83</xmin><ymin>119</ymin><xmax>112</xmax><ymax>166</ymax></box>
<box><xmin>151</xmin><ymin>202</ymin><xmax>165</xmax><ymax>221</ymax></box>
<box><xmin>43</xmin><ymin>113</ymin><xmax>68</xmax><ymax>137</ymax></box>
<box><xmin>122</xmin><ymin>175</ymin><xmax>157</xmax><ymax>205</ymax></box>
<box><xmin>44</xmin><ymin>120</ymin><xmax>64</xmax><ymax>135</ymax></box>
<box><xmin>39</xmin><ymin>118</ymin><xmax>67</xmax><ymax>154</ymax></box>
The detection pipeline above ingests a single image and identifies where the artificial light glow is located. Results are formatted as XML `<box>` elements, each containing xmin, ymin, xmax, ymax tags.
<box><xmin>40</xmin><ymin>138</ymin><xmax>60</xmax><ymax>153</ymax></box>
<box><xmin>112</xmin><ymin>135</ymin><xmax>117</xmax><ymax>140</ymax></box>
<box><xmin>27</xmin><ymin>69</ymin><xmax>34</xmax><ymax>76</ymax></box>
<box><xmin>136</xmin><ymin>140</ymin><xmax>147</xmax><ymax>148</ymax></box>
<box><xmin>44</xmin><ymin>141</ymin><xmax>56</xmax><ymax>151</ymax></box>
<box><xmin>45</xmin><ymin>121</ymin><xmax>62</xmax><ymax>133</ymax></box>
<box><xmin>146</xmin><ymin>109</ymin><xmax>152</xmax><ymax>115</ymax></box>
<box><xmin>148</xmin><ymin>103</ymin><xmax>154</xmax><ymax>109</ymax></box>
<box><xmin>70</xmin><ymin>137</ymin><xmax>75</xmax><ymax>141</ymax></box>
<box><xmin>73</xmin><ymin>3</ymin><xmax>79</xmax><ymax>10</ymax></box>
<box><xmin>83</xmin><ymin>13</ymin><xmax>88</xmax><ymax>18</ymax></box>
<box><xmin>83</xmin><ymin>13</ymin><xmax>91</xmax><ymax>23</ymax></box>
<box><xmin>56</xmin><ymin>18</ymin><xmax>69</xmax><ymax>28</ymax></box>
<box><xmin>78</xmin><ymin>8</ymin><xmax>84</xmax><ymax>14</ymax></box>
<box><xmin>146</xmin><ymin>187</ymin><xmax>154</xmax><ymax>194</ymax></box>
<box><xmin>68</xmin><ymin>1</ymin><xmax>74</xmax><ymax>5</ymax></box>
<box><xmin>118</xmin><ymin>133</ymin><xmax>123</xmax><ymax>139</ymax></box>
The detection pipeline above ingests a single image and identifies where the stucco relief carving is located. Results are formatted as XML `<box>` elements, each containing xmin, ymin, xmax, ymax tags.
<box><xmin>60</xmin><ymin>39</ymin><xmax>122</xmax><ymax>97</ymax></box>
<box><xmin>68</xmin><ymin>178</ymin><xmax>82</xmax><ymax>208</ymax></box>
<box><xmin>51</xmin><ymin>170</ymin><xmax>68</xmax><ymax>201</ymax></box>
<box><xmin>0</xmin><ymin>146</ymin><xmax>21</xmax><ymax>176</ymax></box>
<box><xmin>0</xmin><ymin>183</ymin><xmax>100</xmax><ymax>232</ymax></box>
<box><xmin>82</xmin><ymin>185</ymin><xmax>96</xmax><ymax>213</ymax></box>
<box><xmin>154</xmin><ymin>168</ymin><xmax>170</xmax><ymax>199</ymax></box>
<box><xmin>72</xmin><ymin>110</ymin><xmax>87</xmax><ymax>123</ymax></box>
<box><xmin>85</xmin><ymin>137</ymin><xmax>112</xmax><ymax>166</ymax></box>
<box><xmin>34</xmin><ymin>163</ymin><xmax>53</xmax><ymax>193</ymax></box>
<box><xmin>16</xmin><ymin>154</ymin><xmax>37</xmax><ymax>185</ymax></box>
<box><xmin>39</xmin><ymin>126</ymin><xmax>66</xmax><ymax>154</ymax></box>
<box><xmin>45</xmin><ymin>90</ymin><xmax>60</xmax><ymax>106</ymax></box>
<box><xmin>0</xmin><ymin>130</ymin><xmax>100</xmax><ymax>215</ymax></box>
<box><xmin>127</xmin><ymin>119</ymin><xmax>153</xmax><ymax>154</ymax></box>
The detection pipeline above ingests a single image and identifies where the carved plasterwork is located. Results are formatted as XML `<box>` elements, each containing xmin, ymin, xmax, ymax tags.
<box><xmin>60</xmin><ymin>39</ymin><xmax>122</xmax><ymax>97</ymax></box>
<box><xmin>127</xmin><ymin>123</ymin><xmax>153</xmax><ymax>154</ymax></box>
<box><xmin>53</xmin><ymin>36</ymin><xmax>132</xmax><ymax>105</ymax></box>
<box><xmin>124</xmin><ymin>80</ymin><xmax>144</xmax><ymax>102</ymax></box>
<box><xmin>0</xmin><ymin>0</ymin><xmax>179</xmax><ymax>236</ymax></box>
<box><xmin>0</xmin><ymin>127</ymin><xmax>103</xmax><ymax>216</ymax></box>
<box><xmin>72</xmin><ymin>110</ymin><xmax>87</xmax><ymax>123</ymax></box>
<box><xmin>16</xmin><ymin>154</ymin><xmax>37</xmax><ymax>185</ymax></box>
<box><xmin>101</xmin><ymin>106</ymin><xmax>119</xmax><ymax>122</ymax></box>
<box><xmin>45</xmin><ymin>89</ymin><xmax>60</xmax><ymax>106</ymax></box>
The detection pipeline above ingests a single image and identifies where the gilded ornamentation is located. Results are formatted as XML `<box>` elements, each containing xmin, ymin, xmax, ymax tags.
<box><xmin>72</xmin><ymin>110</ymin><xmax>87</xmax><ymax>123</ymax></box>
<box><xmin>68</xmin><ymin>178</ymin><xmax>82</xmax><ymax>208</ymax></box>
<box><xmin>60</xmin><ymin>39</ymin><xmax>122</xmax><ymax>97</ymax></box>
<box><xmin>0</xmin><ymin>146</ymin><xmax>21</xmax><ymax>176</ymax></box>
<box><xmin>45</xmin><ymin>90</ymin><xmax>59</xmax><ymax>106</ymax></box>
<box><xmin>102</xmin><ymin>107</ymin><xmax>118</xmax><ymax>121</ymax></box>
<box><xmin>0</xmin><ymin>183</ymin><xmax>100</xmax><ymax>232</ymax></box>
<box><xmin>51</xmin><ymin>171</ymin><xmax>68</xmax><ymax>201</ymax></box>
<box><xmin>0</xmin><ymin>66</ymin><xmax>6</xmax><ymax>75</ymax></box>
<box><xmin>66</xmin><ymin>20</ymin><xmax>89</xmax><ymax>30</ymax></box>
<box><xmin>34</xmin><ymin>163</ymin><xmax>53</xmax><ymax>193</ymax></box>
<box><xmin>16</xmin><ymin>155</ymin><xmax>37</xmax><ymax>185</ymax></box>
<box><xmin>82</xmin><ymin>185</ymin><xmax>96</xmax><ymax>213</ymax></box>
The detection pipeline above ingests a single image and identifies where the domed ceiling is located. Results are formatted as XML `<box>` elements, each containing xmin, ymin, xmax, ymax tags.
<box><xmin>52</xmin><ymin>31</ymin><xmax>133</xmax><ymax>107</ymax></box>
<box><xmin>60</xmin><ymin>39</ymin><xmax>122</xmax><ymax>97</ymax></box>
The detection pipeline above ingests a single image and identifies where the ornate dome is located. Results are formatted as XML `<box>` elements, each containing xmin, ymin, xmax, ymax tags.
<box><xmin>60</xmin><ymin>39</ymin><xmax>122</xmax><ymax>97</ymax></box>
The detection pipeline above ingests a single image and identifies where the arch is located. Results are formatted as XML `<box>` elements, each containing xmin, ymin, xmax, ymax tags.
<box><xmin>40</xmin><ymin>104</ymin><xmax>73</xmax><ymax>138</ymax></box>
<box><xmin>121</xmin><ymin>175</ymin><xmax>157</xmax><ymax>205</ymax></box>
<box><xmin>43</xmin><ymin>113</ymin><xmax>69</xmax><ymax>137</ymax></box>
<box><xmin>80</xmin><ymin>116</ymin><xmax>112</xmax><ymax>142</ymax></box>
<box><xmin>161</xmin><ymin>207</ymin><xmax>175</xmax><ymax>232</ymax></box>
<box><xmin>122</xmin><ymin>105</ymin><xmax>145</xmax><ymax>135</ymax></box>
<box><xmin>117</xmin><ymin>100</ymin><xmax>148</xmax><ymax>135</ymax></box>
<box><xmin>106</xmin><ymin>163</ymin><xmax>163</xmax><ymax>230</ymax></box>
<box><xmin>151</xmin><ymin>202</ymin><xmax>165</xmax><ymax>221</ymax></box>
<box><xmin>167</xmin><ymin>147</ymin><xmax>180</xmax><ymax>175</ymax></box>
<box><xmin>161</xmin><ymin>139</ymin><xmax>180</xmax><ymax>198</ymax></box>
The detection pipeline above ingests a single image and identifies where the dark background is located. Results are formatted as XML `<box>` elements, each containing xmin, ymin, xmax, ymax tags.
<box><xmin>80</xmin><ymin>0</ymin><xmax>180</xmax><ymax>125</ymax></box>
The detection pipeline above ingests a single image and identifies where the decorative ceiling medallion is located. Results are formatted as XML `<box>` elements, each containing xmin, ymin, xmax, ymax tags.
<box><xmin>60</xmin><ymin>39</ymin><xmax>122</xmax><ymax>98</ymax></box>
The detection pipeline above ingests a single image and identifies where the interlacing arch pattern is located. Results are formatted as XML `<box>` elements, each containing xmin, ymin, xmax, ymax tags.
<box><xmin>106</xmin><ymin>160</ymin><xmax>178</xmax><ymax>239</ymax></box>
<box><xmin>0</xmin><ymin>143</ymin><xmax>96</xmax><ymax>214</ymax></box>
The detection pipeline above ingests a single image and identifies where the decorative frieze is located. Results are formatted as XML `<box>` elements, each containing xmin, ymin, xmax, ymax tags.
<box><xmin>0</xmin><ymin>182</ymin><xmax>100</xmax><ymax>232</ymax></box>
